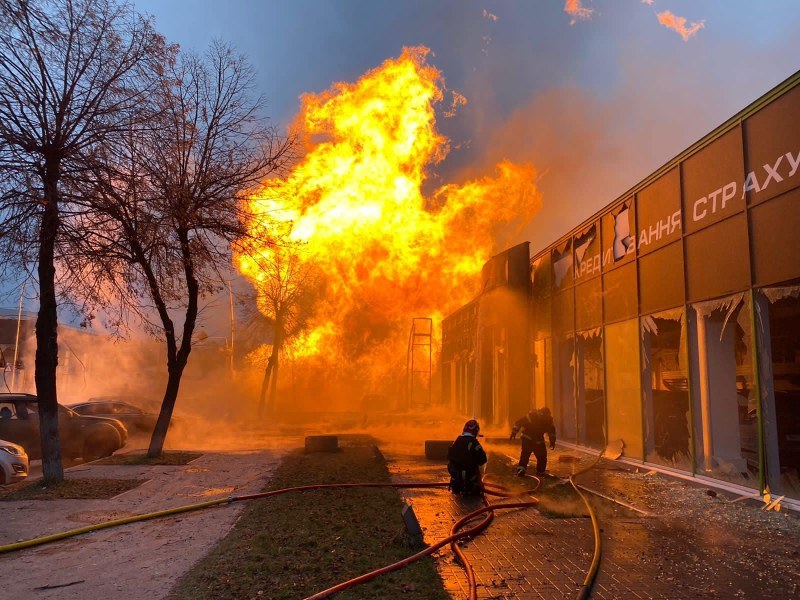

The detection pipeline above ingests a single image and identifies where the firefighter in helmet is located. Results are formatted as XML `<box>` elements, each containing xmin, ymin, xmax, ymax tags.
<box><xmin>510</xmin><ymin>407</ymin><xmax>556</xmax><ymax>477</ymax></box>
<box><xmin>447</xmin><ymin>419</ymin><xmax>488</xmax><ymax>496</ymax></box>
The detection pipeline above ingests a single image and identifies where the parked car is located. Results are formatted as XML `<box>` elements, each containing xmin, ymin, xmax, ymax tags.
<box><xmin>0</xmin><ymin>393</ymin><xmax>127</xmax><ymax>460</ymax></box>
<box><xmin>0</xmin><ymin>438</ymin><xmax>28</xmax><ymax>485</ymax></box>
<box><xmin>68</xmin><ymin>399</ymin><xmax>163</xmax><ymax>435</ymax></box>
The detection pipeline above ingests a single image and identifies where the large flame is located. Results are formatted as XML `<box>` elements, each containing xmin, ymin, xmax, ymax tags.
<box><xmin>236</xmin><ymin>47</ymin><xmax>539</xmax><ymax>391</ymax></box>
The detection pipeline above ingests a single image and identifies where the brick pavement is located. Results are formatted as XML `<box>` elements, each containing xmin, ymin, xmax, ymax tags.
<box><xmin>388</xmin><ymin>449</ymin><xmax>599</xmax><ymax>599</ymax></box>
<box><xmin>385</xmin><ymin>443</ymin><xmax>799</xmax><ymax>599</ymax></box>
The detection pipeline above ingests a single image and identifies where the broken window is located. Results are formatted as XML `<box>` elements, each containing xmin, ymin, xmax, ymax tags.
<box><xmin>531</xmin><ymin>255</ymin><xmax>552</xmax><ymax>340</ymax></box>
<box><xmin>691</xmin><ymin>294</ymin><xmax>759</xmax><ymax>488</ymax></box>
<box><xmin>756</xmin><ymin>285</ymin><xmax>800</xmax><ymax>501</ymax></box>
<box><xmin>612</xmin><ymin>204</ymin><xmax>634</xmax><ymax>260</ymax></box>
<box><xmin>552</xmin><ymin>288</ymin><xmax>576</xmax><ymax>442</ymax></box>
<box><xmin>605</xmin><ymin>318</ymin><xmax>643</xmax><ymax>459</ymax></box>
<box><xmin>602</xmin><ymin>199</ymin><xmax>635</xmax><ymax>271</ymax></box>
<box><xmin>551</xmin><ymin>239</ymin><xmax>573</xmax><ymax>289</ymax></box>
<box><xmin>641</xmin><ymin>309</ymin><xmax>692</xmax><ymax>470</ymax></box>
<box><xmin>557</xmin><ymin>333</ymin><xmax>577</xmax><ymax>443</ymax></box>
<box><xmin>533</xmin><ymin>338</ymin><xmax>554</xmax><ymax>414</ymax></box>
<box><xmin>577</xmin><ymin>329</ymin><xmax>605</xmax><ymax>449</ymax></box>
<box><xmin>574</xmin><ymin>223</ymin><xmax>601</xmax><ymax>281</ymax></box>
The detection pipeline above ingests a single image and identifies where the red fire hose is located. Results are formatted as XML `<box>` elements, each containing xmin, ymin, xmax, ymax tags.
<box><xmin>1</xmin><ymin>480</ymin><xmax>545</xmax><ymax>599</ymax></box>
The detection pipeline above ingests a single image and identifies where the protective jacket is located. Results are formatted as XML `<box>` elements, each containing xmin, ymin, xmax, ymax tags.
<box><xmin>447</xmin><ymin>434</ymin><xmax>488</xmax><ymax>467</ymax></box>
<box><xmin>512</xmin><ymin>411</ymin><xmax>556</xmax><ymax>444</ymax></box>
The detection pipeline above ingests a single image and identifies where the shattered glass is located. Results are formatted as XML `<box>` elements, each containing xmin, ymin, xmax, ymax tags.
<box><xmin>691</xmin><ymin>294</ymin><xmax>759</xmax><ymax>488</ymax></box>
<box><xmin>551</xmin><ymin>239</ymin><xmax>573</xmax><ymax>289</ymax></box>
<box><xmin>760</xmin><ymin>285</ymin><xmax>800</xmax><ymax>500</ymax></box>
<box><xmin>576</xmin><ymin>328</ymin><xmax>605</xmax><ymax>449</ymax></box>
<box><xmin>642</xmin><ymin>309</ymin><xmax>692</xmax><ymax>470</ymax></box>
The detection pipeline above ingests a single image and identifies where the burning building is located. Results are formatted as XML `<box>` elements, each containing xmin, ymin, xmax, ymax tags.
<box><xmin>442</xmin><ymin>69</ymin><xmax>800</xmax><ymax>508</ymax></box>
<box><xmin>236</xmin><ymin>47</ymin><xmax>540</xmax><ymax>409</ymax></box>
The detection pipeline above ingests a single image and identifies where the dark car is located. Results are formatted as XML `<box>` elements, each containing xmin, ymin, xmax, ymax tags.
<box><xmin>0</xmin><ymin>393</ymin><xmax>127</xmax><ymax>460</ymax></box>
<box><xmin>68</xmin><ymin>399</ymin><xmax>162</xmax><ymax>435</ymax></box>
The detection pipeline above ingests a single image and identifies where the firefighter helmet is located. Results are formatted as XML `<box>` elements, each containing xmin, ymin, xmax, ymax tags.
<box><xmin>463</xmin><ymin>419</ymin><xmax>480</xmax><ymax>435</ymax></box>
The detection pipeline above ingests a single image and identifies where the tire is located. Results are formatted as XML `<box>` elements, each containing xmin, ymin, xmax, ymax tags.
<box><xmin>82</xmin><ymin>435</ymin><xmax>118</xmax><ymax>461</ymax></box>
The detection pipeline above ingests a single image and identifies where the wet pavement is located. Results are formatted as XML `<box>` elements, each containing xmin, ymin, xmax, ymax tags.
<box><xmin>385</xmin><ymin>441</ymin><xmax>800</xmax><ymax>599</ymax></box>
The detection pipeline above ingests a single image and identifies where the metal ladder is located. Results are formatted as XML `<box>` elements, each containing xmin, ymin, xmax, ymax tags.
<box><xmin>406</xmin><ymin>317</ymin><xmax>432</xmax><ymax>410</ymax></box>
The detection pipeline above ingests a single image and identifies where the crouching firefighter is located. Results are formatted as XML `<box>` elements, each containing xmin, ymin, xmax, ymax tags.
<box><xmin>447</xmin><ymin>419</ymin><xmax>488</xmax><ymax>496</ymax></box>
<box><xmin>510</xmin><ymin>407</ymin><xmax>556</xmax><ymax>477</ymax></box>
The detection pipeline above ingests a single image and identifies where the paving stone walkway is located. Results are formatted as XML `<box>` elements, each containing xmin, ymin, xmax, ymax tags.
<box><xmin>386</xmin><ymin>442</ymin><xmax>800</xmax><ymax>599</ymax></box>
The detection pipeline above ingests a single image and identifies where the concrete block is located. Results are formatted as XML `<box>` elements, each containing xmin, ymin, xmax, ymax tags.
<box><xmin>305</xmin><ymin>435</ymin><xmax>339</xmax><ymax>453</ymax></box>
<box><xmin>424</xmin><ymin>440</ymin><xmax>451</xmax><ymax>460</ymax></box>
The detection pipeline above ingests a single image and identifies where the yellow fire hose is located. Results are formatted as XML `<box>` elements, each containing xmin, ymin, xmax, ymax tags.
<box><xmin>0</xmin><ymin>497</ymin><xmax>232</xmax><ymax>555</ymax></box>
<box><xmin>1</xmin><ymin>463</ymin><xmax>605</xmax><ymax>599</ymax></box>
<box><xmin>569</xmin><ymin>449</ymin><xmax>605</xmax><ymax>600</ymax></box>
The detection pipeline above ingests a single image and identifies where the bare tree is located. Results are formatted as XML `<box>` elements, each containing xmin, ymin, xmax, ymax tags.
<box><xmin>0</xmin><ymin>0</ymin><xmax>167</xmax><ymax>482</ymax></box>
<box><xmin>240</xmin><ymin>242</ymin><xmax>323</xmax><ymax>416</ymax></box>
<box><xmin>72</xmin><ymin>41</ymin><xmax>293</xmax><ymax>457</ymax></box>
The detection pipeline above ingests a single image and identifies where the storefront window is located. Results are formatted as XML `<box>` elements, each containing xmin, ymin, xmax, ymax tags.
<box><xmin>691</xmin><ymin>294</ymin><xmax>759</xmax><ymax>488</ymax></box>
<box><xmin>757</xmin><ymin>287</ymin><xmax>800</xmax><ymax>500</ymax></box>
<box><xmin>576</xmin><ymin>329</ymin><xmax>605</xmax><ymax>449</ymax></box>
<box><xmin>533</xmin><ymin>338</ymin><xmax>554</xmax><ymax>413</ymax></box>
<box><xmin>553</xmin><ymin>289</ymin><xmax>576</xmax><ymax>442</ymax></box>
<box><xmin>552</xmin><ymin>239</ymin><xmax>573</xmax><ymax>289</ymax></box>
<box><xmin>557</xmin><ymin>334</ymin><xmax>577</xmax><ymax>442</ymax></box>
<box><xmin>641</xmin><ymin>309</ymin><xmax>692</xmax><ymax>469</ymax></box>
<box><xmin>605</xmin><ymin>318</ymin><xmax>643</xmax><ymax>459</ymax></box>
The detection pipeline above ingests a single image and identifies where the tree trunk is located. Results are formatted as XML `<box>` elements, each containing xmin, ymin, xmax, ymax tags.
<box><xmin>268</xmin><ymin>353</ymin><xmax>280</xmax><ymax>413</ymax></box>
<box><xmin>258</xmin><ymin>360</ymin><xmax>274</xmax><ymax>417</ymax></box>
<box><xmin>147</xmin><ymin>360</ymin><xmax>185</xmax><ymax>457</ymax></box>
<box><xmin>147</xmin><ymin>227</ymin><xmax>198</xmax><ymax>458</ymax></box>
<box><xmin>35</xmin><ymin>165</ymin><xmax>64</xmax><ymax>483</ymax></box>
<box><xmin>265</xmin><ymin>323</ymin><xmax>283</xmax><ymax>414</ymax></box>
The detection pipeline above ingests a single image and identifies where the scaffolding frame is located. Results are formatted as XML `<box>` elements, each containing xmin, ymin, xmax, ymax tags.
<box><xmin>406</xmin><ymin>317</ymin><xmax>433</xmax><ymax>409</ymax></box>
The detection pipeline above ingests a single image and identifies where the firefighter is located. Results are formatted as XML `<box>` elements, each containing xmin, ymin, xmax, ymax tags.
<box><xmin>447</xmin><ymin>419</ymin><xmax>488</xmax><ymax>496</ymax></box>
<box><xmin>510</xmin><ymin>407</ymin><xmax>556</xmax><ymax>477</ymax></box>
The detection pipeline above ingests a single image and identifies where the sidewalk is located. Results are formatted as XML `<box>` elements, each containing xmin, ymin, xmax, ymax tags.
<box><xmin>386</xmin><ymin>442</ymin><xmax>800</xmax><ymax>599</ymax></box>
<box><xmin>0</xmin><ymin>449</ymin><xmax>286</xmax><ymax>600</ymax></box>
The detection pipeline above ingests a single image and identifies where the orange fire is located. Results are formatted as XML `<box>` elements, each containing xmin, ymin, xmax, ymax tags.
<box><xmin>236</xmin><ymin>47</ymin><xmax>539</xmax><ymax>388</ymax></box>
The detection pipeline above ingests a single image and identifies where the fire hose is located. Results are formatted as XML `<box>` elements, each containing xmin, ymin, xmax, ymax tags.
<box><xmin>0</xmin><ymin>472</ymin><xmax>601</xmax><ymax>599</ymax></box>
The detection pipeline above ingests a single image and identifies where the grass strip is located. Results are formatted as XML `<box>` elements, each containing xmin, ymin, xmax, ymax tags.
<box><xmin>0</xmin><ymin>477</ymin><xmax>145</xmax><ymax>500</ymax></box>
<box><xmin>93</xmin><ymin>452</ymin><xmax>202</xmax><ymax>466</ymax></box>
<box><xmin>169</xmin><ymin>443</ymin><xmax>449</xmax><ymax>600</ymax></box>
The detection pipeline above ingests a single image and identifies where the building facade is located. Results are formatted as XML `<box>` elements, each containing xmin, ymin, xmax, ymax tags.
<box><xmin>443</xmin><ymin>70</ymin><xmax>800</xmax><ymax>505</ymax></box>
<box><xmin>441</xmin><ymin>242</ymin><xmax>531</xmax><ymax>427</ymax></box>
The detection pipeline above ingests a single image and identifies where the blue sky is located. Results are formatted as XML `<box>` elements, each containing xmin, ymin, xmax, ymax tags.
<box><xmin>4</xmin><ymin>1</ymin><xmax>800</xmax><ymax>326</ymax></box>
<box><xmin>132</xmin><ymin>0</ymin><xmax>800</xmax><ymax>252</ymax></box>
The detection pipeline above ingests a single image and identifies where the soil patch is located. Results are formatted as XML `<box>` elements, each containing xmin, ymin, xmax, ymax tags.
<box><xmin>94</xmin><ymin>452</ymin><xmax>202</xmax><ymax>466</ymax></box>
<box><xmin>0</xmin><ymin>478</ymin><xmax>146</xmax><ymax>500</ymax></box>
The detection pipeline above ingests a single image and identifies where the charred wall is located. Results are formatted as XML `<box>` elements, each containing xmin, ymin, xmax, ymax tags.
<box><xmin>441</xmin><ymin>242</ymin><xmax>531</xmax><ymax>427</ymax></box>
